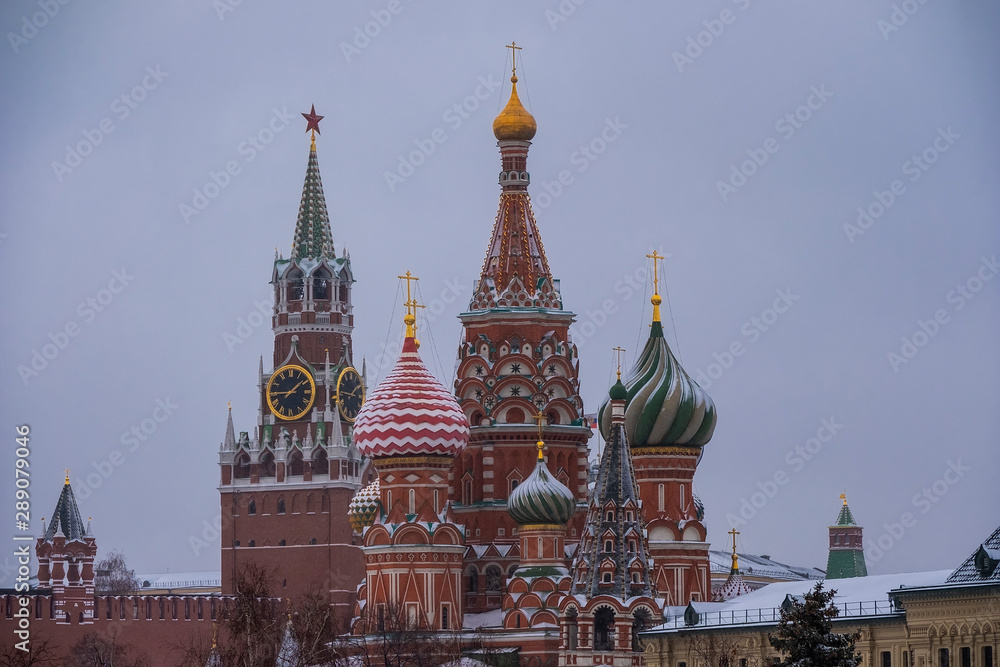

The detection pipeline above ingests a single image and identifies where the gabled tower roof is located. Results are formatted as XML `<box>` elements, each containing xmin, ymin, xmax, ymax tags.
<box><xmin>291</xmin><ymin>123</ymin><xmax>335</xmax><ymax>261</ymax></box>
<box><xmin>43</xmin><ymin>475</ymin><xmax>87</xmax><ymax>542</ymax></box>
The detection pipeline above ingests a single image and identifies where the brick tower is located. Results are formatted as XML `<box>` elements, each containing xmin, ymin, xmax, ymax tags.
<box><xmin>597</xmin><ymin>254</ymin><xmax>718</xmax><ymax>604</ymax></box>
<box><xmin>218</xmin><ymin>108</ymin><xmax>368</xmax><ymax>614</ymax></box>
<box><xmin>826</xmin><ymin>494</ymin><xmax>868</xmax><ymax>579</ymax></box>
<box><xmin>451</xmin><ymin>49</ymin><xmax>591</xmax><ymax>607</ymax></box>
<box><xmin>36</xmin><ymin>475</ymin><xmax>97</xmax><ymax>625</ymax></box>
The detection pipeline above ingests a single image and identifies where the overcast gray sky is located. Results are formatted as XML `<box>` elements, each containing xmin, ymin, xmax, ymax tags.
<box><xmin>1</xmin><ymin>1</ymin><xmax>997</xmax><ymax>585</ymax></box>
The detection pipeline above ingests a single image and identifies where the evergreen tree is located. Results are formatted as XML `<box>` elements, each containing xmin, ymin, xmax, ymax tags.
<box><xmin>769</xmin><ymin>582</ymin><xmax>862</xmax><ymax>667</ymax></box>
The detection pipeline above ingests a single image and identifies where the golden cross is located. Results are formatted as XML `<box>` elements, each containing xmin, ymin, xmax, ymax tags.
<box><xmin>728</xmin><ymin>527</ymin><xmax>740</xmax><ymax>554</ymax></box>
<box><xmin>64</xmin><ymin>468</ymin><xmax>71</xmax><ymax>484</ymax></box>
<box><xmin>612</xmin><ymin>346</ymin><xmax>626</xmax><ymax>380</ymax></box>
<box><xmin>506</xmin><ymin>41</ymin><xmax>522</xmax><ymax>76</ymax></box>
<box><xmin>646</xmin><ymin>250</ymin><xmax>665</xmax><ymax>296</ymax></box>
<box><xmin>533</xmin><ymin>410</ymin><xmax>546</xmax><ymax>460</ymax></box>
<box><xmin>397</xmin><ymin>271</ymin><xmax>424</xmax><ymax>337</ymax></box>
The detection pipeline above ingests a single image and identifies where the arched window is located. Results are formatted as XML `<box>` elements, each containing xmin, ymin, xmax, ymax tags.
<box><xmin>287</xmin><ymin>450</ymin><xmax>304</xmax><ymax>476</ymax></box>
<box><xmin>277</xmin><ymin>498</ymin><xmax>285</xmax><ymax>515</ymax></box>
<box><xmin>485</xmin><ymin>565</ymin><xmax>503</xmax><ymax>593</ymax></box>
<box><xmin>260</xmin><ymin>451</ymin><xmax>276</xmax><ymax>478</ymax></box>
<box><xmin>606</xmin><ymin>511</ymin><xmax>614</xmax><ymax>522</ymax></box>
<box><xmin>313</xmin><ymin>271</ymin><xmax>330</xmax><ymax>300</ymax></box>
<box><xmin>288</xmin><ymin>269</ymin><xmax>304</xmax><ymax>301</ymax></box>
<box><xmin>247</xmin><ymin>499</ymin><xmax>256</xmax><ymax>515</ymax></box>
<box><xmin>312</xmin><ymin>449</ymin><xmax>328</xmax><ymax>475</ymax></box>
<box><xmin>468</xmin><ymin>569</ymin><xmax>479</xmax><ymax>593</ymax></box>
<box><xmin>605</xmin><ymin>539</ymin><xmax>614</xmax><ymax>552</ymax></box>
<box><xmin>566</xmin><ymin>607</ymin><xmax>579</xmax><ymax>650</ymax></box>
<box><xmin>248</xmin><ymin>540</ymin><xmax>255</xmax><ymax>547</ymax></box>
<box><xmin>603</xmin><ymin>572</ymin><xmax>613</xmax><ymax>584</ymax></box>
<box><xmin>594</xmin><ymin>606</ymin><xmax>615</xmax><ymax>651</ymax></box>
<box><xmin>629</xmin><ymin>540</ymin><xmax>637</xmax><ymax>553</ymax></box>
<box><xmin>234</xmin><ymin>452</ymin><xmax>251</xmax><ymax>479</ymax></box>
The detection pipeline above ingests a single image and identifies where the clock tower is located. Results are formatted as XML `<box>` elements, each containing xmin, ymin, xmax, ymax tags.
<box><xmin>218</xmin><ymin>107</ymin><xmax>369</xmax><ymax>614</ymax></box>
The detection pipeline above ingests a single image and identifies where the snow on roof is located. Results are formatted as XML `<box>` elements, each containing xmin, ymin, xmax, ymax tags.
<box><xmin>708</xmin><ymin>550</ymin><xmax>824</xmax><ymax>580</ymax></box>
<box><xmin>649</xmin><ymin>570</ymin><xmax>951</xmax><ymax>632</ymax></box>
<box><xmin>464</xmin><ymin>608</ymin><xmax>504</xmax><ymax>630</ymax></box>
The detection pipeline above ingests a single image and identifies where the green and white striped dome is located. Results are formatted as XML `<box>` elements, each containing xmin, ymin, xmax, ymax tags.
<box><xmin>507</xmin><ymin>447</ymin><xmax>576</xmax><ymax>526</ymax></box>
<box><xmin>599</xmin><ymin>320</ymin><xmax>716</xmax><ymax>448</ymax></box>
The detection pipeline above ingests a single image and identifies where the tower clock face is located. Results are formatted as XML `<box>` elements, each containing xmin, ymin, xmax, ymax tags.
<box><xmin>266</xmin><ymin>365</ymin><xmax>316</xmax><ymax>421</ymax></box>
<box><xmin>337</xmin><ymin>367</ymin><xmax>365</xmax><ymax>423</ymax></box>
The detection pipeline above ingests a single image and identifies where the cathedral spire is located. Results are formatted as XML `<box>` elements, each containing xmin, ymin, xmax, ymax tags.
<box><xmin>469</xmin><ymin>44</ymin><xmax>559</xmax><ymax>312</ymax></box>
<box><xmin>292</xmin><ymin>106</ymin><xmax>335</xmax><ymax>261</ymax></box>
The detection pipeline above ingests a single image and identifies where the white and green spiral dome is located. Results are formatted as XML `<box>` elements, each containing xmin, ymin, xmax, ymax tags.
<box><xmin>599</xmin><ymin>319</ymin><xmax>717</xmax><ymax>448</ymax></box>
<box><xmin>507</xmin><ymin>446</ymin><xmax>576</xmax><ymax>525</ymax></box>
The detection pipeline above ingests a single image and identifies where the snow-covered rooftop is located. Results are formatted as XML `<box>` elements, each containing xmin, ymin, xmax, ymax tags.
<box><xmin>651</xmin><ymin>570</ymin><xmax>951</xmax><ymax>632</ymax></box>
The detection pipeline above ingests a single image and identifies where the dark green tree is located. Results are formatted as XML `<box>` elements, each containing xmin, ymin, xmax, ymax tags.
<box><xmin>769</xmin><ymin>582</ymin><xmax>862</xmax><ymax>667</ymax></box>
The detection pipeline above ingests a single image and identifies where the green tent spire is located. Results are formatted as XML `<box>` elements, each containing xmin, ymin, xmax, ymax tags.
<box><xmin>827</xmin><ymin>494</ymin><xmax>868</xmax><ymax>579</ymax></box>
<box><xmin>291</xmin><ymin>140</ymin><xmax>335</xmax><ymax>261</ymax></box>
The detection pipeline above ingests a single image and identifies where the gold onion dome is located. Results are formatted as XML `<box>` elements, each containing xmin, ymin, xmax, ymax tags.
<box><xmin>492</xmin><ymin>75</ymin><xmax>537</xmax><ymax>141</ymax></box>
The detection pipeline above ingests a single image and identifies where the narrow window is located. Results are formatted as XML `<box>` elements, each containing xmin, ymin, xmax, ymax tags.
<box><xmin>882</xmin><ymin>651</ymin><xmax>892</xmax><ymax>667</ymax></box>
<box><xmin>277</xmin><ymin>498</ymin><xmax>285</xmax><ymax>514</ymax></box>
<box><xmin>434</xmin><ymin>489</ymin><xmax>439</xmax><ymax>513</ymax></box>
<box><xmin>741</xmin><ymin>660</ymin><xmax>748</xmax><ymax>667</ymax></box>
<box><xmin>983</xmin><ymin>647</ymin><xmax>994</xmax><ymax>667</ymax></box>
<box><xmin>658</xmin><ymin>484</ymin><xmax>665</xmax><ymax>512</ymax></box>
<box><xmin>606</xmin><ymin>511</ymin><xmax>614</xmax><ymax>522</ymax></box>
<box><xmin>408</xmin><ymin>489</ymin><xmax>415</xmax><ymax>514</ymax></box>
<box><xmin>605</xmin><ymin>539</ymin><xmax>613</xmax><ymax>552</ymax></box>
<box><xmin>940</xmin><ymin>650</ymin><xmax>950</xmax><ymax>667</ymax></box>
<box><xmin>961</xmin><ymin>648</ymin><xmax>971</xmax><ymax>667</ymax></box>
<box><xmin>463</xmin><ymin>480</ymin><xmax>472</xmax><ymax>505</ymax></box>
<box><xmin>248</xmin><ymin>500</ymin><xmax>256</xmax><ymax>515</ymax></box>
<box><xmin>603</xmin><ymin>572</ymin><xmax>612</xmax><ymax>583</ymax></box>
<box><xmin>441</xmin><ymin>605</ymin><xmax>449</xmax><ymax>630</ymax></box>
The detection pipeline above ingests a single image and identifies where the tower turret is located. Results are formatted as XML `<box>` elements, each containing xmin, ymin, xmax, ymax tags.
<box><xmin>826</xmin><ymin>494</ymin><xmax>868</xmax><ymax>579</ymax></box>
<box><xmin>452</xmin><ymin>45</ymin><xmax>590</xmax><ymax>561</ymax></box>
<box><xmin>597</xmin><ymin>251</ymin><xmax>716</xmax><ymax>604</ymax></box>
<box><xmin>36</xmin><ymin>474</ymin><xmax>97</xmax><ymax>624</ymax></box>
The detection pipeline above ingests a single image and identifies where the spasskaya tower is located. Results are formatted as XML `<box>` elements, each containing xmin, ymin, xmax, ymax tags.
<box><xmin>217</xmin><ymin>106</ymin><xmax>369</xmax><ymax>614</ymax></box>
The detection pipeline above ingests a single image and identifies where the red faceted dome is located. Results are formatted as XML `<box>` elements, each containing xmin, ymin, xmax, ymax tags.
<box><xmin>354</xmin><ymin>338</ymin><xmax>470</xmax><ymax>458</ymax></box>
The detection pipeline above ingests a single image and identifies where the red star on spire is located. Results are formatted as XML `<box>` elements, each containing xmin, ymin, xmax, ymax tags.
<box><xmin>302</xmin><ymin>105</ymin><xmax>324</xmax><ymax>135</ymax></box>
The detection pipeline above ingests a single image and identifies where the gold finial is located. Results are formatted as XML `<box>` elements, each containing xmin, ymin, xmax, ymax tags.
<box><xmin>397</xmin><ymin>271</ymin><xmax>424</xmax><ymax>339</ymax></box>
<box><xmin>64</xmin><ymin>468</ymin><xmax>71</xmax><ymax>484</ymax></box>
<box><xmin>728</xmin><ymin>527</ymin><xmax>740</xmax><ymax>571</ymax></box>
<box><xmin>612</xmin><ymin>346</ymin><xmax>626</xmax><ymax>380</ymax></box>
<box><xmin>840</xmin><ymin>492</ymin><xmax>847</xmax><ymax>506</ymax></box>
<box><xmin>532</xmin><ymin>411</ymin><xmax>546</xmax><ymax>461</ymax></box>
<box><xmin>646</xmin><ymin>250</ymin><xmax>665</xmax><ymax>323</ymax></box>
<box><xmin>227</xmin><ymin>401</ymin><xmax>232</xmax><ymax>411</ymax></box>
<box><xmin>506</xmin><ymin>41</ymin><xmax>522</xmax><ymax>79</ymax></box>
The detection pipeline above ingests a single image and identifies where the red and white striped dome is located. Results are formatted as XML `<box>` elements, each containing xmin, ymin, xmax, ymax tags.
<box><xmin>354</xmin><ymin>337</ymin><xmax>470</xmax><ymax>458</ymax></box>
